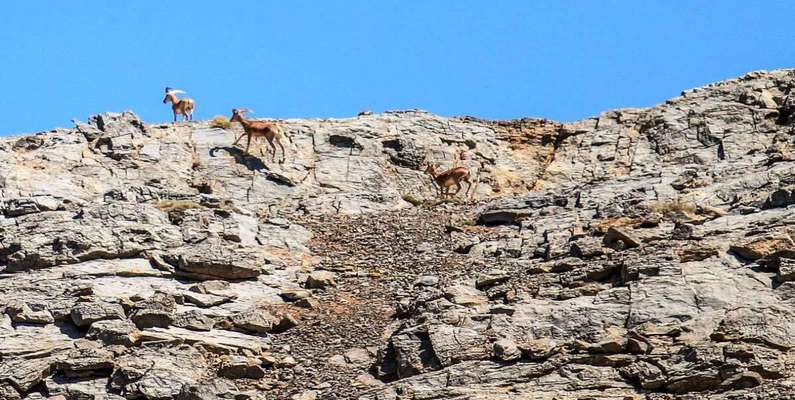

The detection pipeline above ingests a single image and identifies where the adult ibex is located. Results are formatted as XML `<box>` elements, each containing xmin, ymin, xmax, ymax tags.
<box><xmin>162</xmin><ymin>87</ymin><xmax>195</xmax><ymax>122</ymax></box>
<box><xmin>423</xmin><ymin>163</ymin><xmax>473</xmax><ymax>198</ymax></box>
<box><xmin>229</xmin><ymin>108</ymin><xmax>292</xmax><ymax>162</ymax></box>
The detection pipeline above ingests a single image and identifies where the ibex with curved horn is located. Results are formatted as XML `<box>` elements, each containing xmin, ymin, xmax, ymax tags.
<box><xmin>162</xmin><ymin>87</ymin><xmax>195</xmax><ymax>122</ymax></box>
<box><xmin>229</xmin><ymin>108</ymin><xmax>292</xmax><ymax>162</ymax></box>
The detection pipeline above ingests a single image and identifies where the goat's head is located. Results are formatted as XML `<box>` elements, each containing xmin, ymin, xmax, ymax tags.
<box><xmin>423</xmin><ymin>163</ymin><xmax>438</xmax><ymax>176</ymax></box>
<box><xmin>163</xmin><ymin>88</ymin><xmax>185</xmax><ymax>104</ymax></box>
<box><xmin>230</xmin><ymin>108</ymin><xmax>253</xmax><ymax>123</ymax></box>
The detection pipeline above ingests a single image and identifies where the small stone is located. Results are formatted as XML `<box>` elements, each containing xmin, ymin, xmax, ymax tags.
<box><xmin>291</xmin><ymin>390</ymin><xmax>317</xmax><ymax>400</ymax></box>
<box><xmin>493</xmin><ymin>339</ymin><xmax>521</xmax><ymax>361</ymax></box>
<box><xmin>217</xmin><ymin>356</ymin><xmax>266</xmax><ymax>379</ymax></box>
<box><xmin>87</xmin><ymin>320</ymin><xmax>141</xmax><ymax>346</ymax></box>
<box><xmin>414</xmin><ymin>275</ymin><xmax>439</xmax><ymax>287</ymax></box>
<box><xmin>777</xmin><ymin>258</ymin><xmax>795</xmax><ymax>282</ymax></box>
<box><xmin>70</xmin><ymin>301</ymin><xmax>126</xmax><ymax>327</ymax></box>
<box><xmin>172</xmin><ymin>310</ymin><xmax>216</xmax><ymax>331</ymax></box>
<box><xmin>328</xmin><ymin>354</ymin><xmax>348</xmax><ymax>368</ymax></box>
<box><xmin>275</xmin><ymin>313</ymin><xmax>300</xmax><ymax>332</ymax></box>
<box><xmin>295</xmin><ymin>298</ymin><xmax>318</xmax><ymax>309</ymax></box>
<box><xmin>189</xmin><ymin>280</ymin><xmax>231</xmax><ymax>294</ymax></box>
<box><xmin>603</xmin><ymin>226</ymin><xmax>641</xmax><ymax>250</ymax></box>
<box><xmin>344</xmin><ymin>347</ymin><xmax>372</xmax><ymax>366</ymax></box>
<box><xmin>276</xmin><ymin>356</ymin><xmax>298</xmax><ymax>368</ymax></box>
<box><xmin>280</xmin><ymin>288</ymin><xmax>311</xmax><ymax>301</ymax></box>
<box><xmin>260</xmin><ymin>353</ymin><xmax>278</xmax><ymax>366</ymax></box>
<box><xmin>182</xmin><ymin>291</ymin><xmax>231</xmax><ymax>308</ymax></box>
<box><xmin>5</xmin><ymin>301</ymin><xmax>54</xmax><ymax>324</ymax></box>
<box><xmin>730</xmin><ymin>235</ymin><xmax>794</xmax><ymax>260</ymax></box>
<box><xmin>720</xmin><ymin>371</ymin><xmax>763</xmax><ymax>390</ymax></box>
<box><xmin>475</xmin><ymin>270</ymin><xmax>509</xmax><ymax>290</ymax></box>
<box><xmin>130</xmin><ymin>308</ymin><xmax>173</xmax><ymax>329</ymax></box>
<box><xmin>230</xmin><ymin>308</ymin><xmax>279</xmax><ymax>334</ymax></box>
<box><xmin>354</xmin><ymin>373</ymin><xmax>383</xmax><ymax>387</ymax></box>
<box><xmin>306</xmin><ymin>271</ymin><xmax>336</xmax><ymax>289</ymax></box>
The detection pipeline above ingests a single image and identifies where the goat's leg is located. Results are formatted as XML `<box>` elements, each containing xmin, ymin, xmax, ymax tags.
<box><xmin>277</xmin><ymin>139</ymin><xmax>286</xmax><ymax>163</ymax></box>
<box><xmin>245</xmin><ymin>134</ymin><xmax>252</xmax><ymax>155</ymax></box>
<box><xmin>173</xmin><ymin>112</ymin><xmax>177</xmax><ymax>123</ymax></box>
<box><xmin>464</xmin><ymin>178</ymin><xmax>473</xmax><ymax>197</ymax></box>
<box><xmin>453</xmin><ymin>182</ymin><xmax>463</xmax><ymax>196</ymax></box>
<box><xmin>266</xmin><ymin>138</ymin><xmax>276</xmax><ymax>162</ymax></box>
<box><xmin>232</xmin><ymin>133</ymin><xmax>245</xmax><ymax>147</ymax></box>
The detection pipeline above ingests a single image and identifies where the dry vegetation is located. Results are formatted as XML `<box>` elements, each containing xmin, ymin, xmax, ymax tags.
<box><xmin>210</xmin><ymin>116</ymin><xmax>232</xmax><ymax>130</ymax></box>
<box><xmin>646</xmin><ymin>198</ymin><xmax>697</xmax><ymax>216</ymax></box>
<box><xmin>152</xmin><ymin>199</ymin><xmax>205</xmax><ymax>213</ymax></box>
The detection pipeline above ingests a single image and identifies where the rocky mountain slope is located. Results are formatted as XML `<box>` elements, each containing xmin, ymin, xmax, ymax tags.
<box><xmin>2</xmin><ymin>69</ymin><xmax>795</xmax><ymax>400</ymax></box>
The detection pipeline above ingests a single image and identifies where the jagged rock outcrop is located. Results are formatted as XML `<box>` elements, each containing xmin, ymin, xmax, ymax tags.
<box><xmin>2</xmin><ymin>69</ymin><xmax>795</xmax><ymax>399</ymax></box>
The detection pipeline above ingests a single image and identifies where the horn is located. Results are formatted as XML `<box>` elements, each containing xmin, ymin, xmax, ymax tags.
<box><xmin>166</xmin><ymin>89</ymin><xmax>186</xmax><ymax>95</ymax></box>
<box><xmin>165</xmin><ymin>87</ymin><xmax>172</xmax><ymax>93</ymax></box>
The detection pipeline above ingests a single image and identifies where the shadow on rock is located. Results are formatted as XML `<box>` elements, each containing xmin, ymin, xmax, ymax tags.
<box><xmin>209</xmin><ymin>146</ymin><xmax>268</xmax><ymax>172</ymax></box>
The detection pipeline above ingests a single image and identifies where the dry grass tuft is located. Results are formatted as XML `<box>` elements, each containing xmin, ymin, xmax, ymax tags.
<box><xmin>152</xmin><ymin>199</ymin><xmax>204</xmax><ymax>213</ymax></box>
<box><xmin>646</xmin><ymin>198</ymin><xmax>697</xmax><ymax>215</ymax></box>
<box><xmin>210</xmin><ymin>116</ymin><xmax>232</xmax><ymax>130</ymax></box>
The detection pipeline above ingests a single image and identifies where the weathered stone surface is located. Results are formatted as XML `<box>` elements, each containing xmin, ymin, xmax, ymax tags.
<box><xmin>228</xmin><ymin>308</ymin><xmax>279</xmax><ymax>334</ymax></box>
<box><xmin>3</xmin><ymin>70</ymin><xmax>795</xmax><ymax>399</ymax></box>
<box><xmin>305</xmin><ymin>270</ymin><xmax>336</xmax><ymax>289</ymax></box>
<box><xmin>4</xmin><ymin>300</ymin><xmax>54</xmax><ymax>324</ymax></box>
<box><xmin>217</xmin><ymin>356</ymin><xmax>266</xmax><ymax>379</ymax></box>
<box><xmin>87</xmin><ymin>320</ymin><xmax>141</xmax><ymax>346</ymax></box>
<box><xmin>70</xmin><ymin>301</ymin><xmax>126</xmax><ymax>327</ymax></box>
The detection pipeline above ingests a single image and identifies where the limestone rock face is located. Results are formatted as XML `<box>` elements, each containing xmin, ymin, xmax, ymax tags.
<box><xmin>2</xmin><ymin>69</ymin><xmax>795</xmax><ymax>399</ymax></box>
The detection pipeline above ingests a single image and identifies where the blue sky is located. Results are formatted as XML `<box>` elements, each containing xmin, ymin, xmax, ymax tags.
<box><xmin>0</xmin><ymin>1</ymin><xmax>792</xmax><ymax>134</ymax></box>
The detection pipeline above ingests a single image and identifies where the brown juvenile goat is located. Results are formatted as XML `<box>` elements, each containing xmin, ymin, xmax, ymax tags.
<box><xmin>162</xmin><ymin>87</ymin><xmax>195</xmax><ymax>122</ymax></box>
<box><xmin>229</xmin><ymin>108</ymin><xmax>292</xmax><ymax>162</ymax></box>
<box><xmin>424</xmin><ymin>163</ymin><xmax>473</xmax><ymax>198</ymax></box>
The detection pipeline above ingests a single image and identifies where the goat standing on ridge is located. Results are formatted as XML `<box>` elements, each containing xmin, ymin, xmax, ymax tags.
<box><xmin>162</xmin><ymin>87</ymin><xmax>195</xmax><ymax>122</ymax></box>
<box><xmin>424</xmin><ymin>163</ymin><xmax>473</xmax><ymax>198</ymax></box>
<box><xmin>229</xmin><ymin>108</ymin><xmax>292</xmax><ymax>162</ymax></box>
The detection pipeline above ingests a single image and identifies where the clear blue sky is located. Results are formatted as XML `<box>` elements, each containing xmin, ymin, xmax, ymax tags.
<box><xmin>0</xmin><ymin>1</ymin><xmax>792</xmax><ymax>134</ymax></box>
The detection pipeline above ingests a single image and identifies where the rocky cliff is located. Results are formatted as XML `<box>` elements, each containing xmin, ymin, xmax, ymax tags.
<box><xmin>2</xmin><ymin>69</ymin><xmax>795</xmax><ymax>400</ymax></box>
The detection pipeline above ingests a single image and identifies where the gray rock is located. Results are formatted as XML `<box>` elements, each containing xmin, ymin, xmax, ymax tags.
<box><xmin>306</xmin><ymin>270</ymin><xmax>336</xmax><ymax>289</ymax></box>
<box><xmin>5</xmin><ymin>70</ymin><xmax>795</xmax><ymax>399</ymax></box>
<box><xmin>414</xmin><ymin>275</ymin><xmax>440</xmax><ymax>287</ymax></box>
<box><xmin>172</xmin><ymin>310</ymin><xmax>216</xmax><ymax>331</ymax></box>
<box><xmin>70</xmin><ymin>301</ymin><xmax>126</xmax><ymax>327</ymax></box>
<box><xmin>4</xmin><ymin>300</ymin><xmax>54</xmax><ymax>324</ymax></box>
<box><xmin>229</xmin><ymin>308</ymin><xmax>280</xmax><ymax>334</ymax></box>
<box><xmin>493</xmin><ymin>339</ymin><xmax>521</xmax><ymax>361</ymax></box>
<box><xmin>87</xmin><ymin>319</ymin><xmax>141</xmax><ymax>346</ymax></box>
<box><xmin>217</xmin><ymin>356</ymin><xmax>266</xmax><ymax>379</ymax></box>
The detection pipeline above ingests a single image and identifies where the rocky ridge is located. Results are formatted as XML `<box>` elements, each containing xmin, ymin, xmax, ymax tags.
<box><xmin>2</xmin><ymin>69</ymin><xmax>795</xmax><ymax>399</ymax></box>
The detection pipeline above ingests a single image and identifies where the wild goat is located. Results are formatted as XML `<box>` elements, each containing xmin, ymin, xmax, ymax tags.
<box><xmin>424</xmin><ymin>163</ymin><xmax>473</xmax><ymax>198</ymax></box>
<box><xmin>229</xmin><ymin>109</ymin><xmax>292</xmax><ymax>162</ymax></box>
<box><xmin>162</xmin><ymin>87</ymin><xmax>195</xmax><ymax>122</ymax></box>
